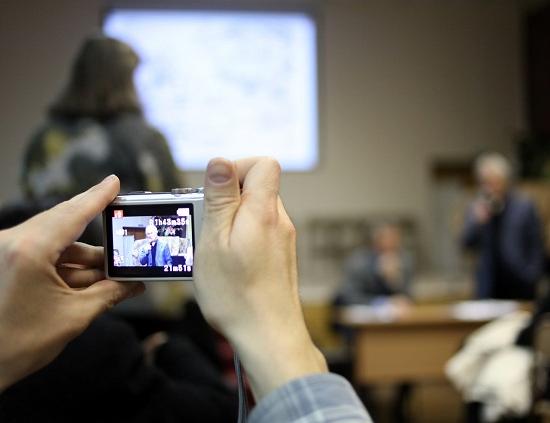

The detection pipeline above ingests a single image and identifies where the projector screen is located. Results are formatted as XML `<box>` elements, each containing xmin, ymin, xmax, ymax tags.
<box><xmin>103</xmin><ymin>9</ymin><xmax>318</xmax><ymax>171</ymax></box>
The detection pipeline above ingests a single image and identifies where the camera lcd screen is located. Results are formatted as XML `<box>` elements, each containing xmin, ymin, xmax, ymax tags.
<box><xmin>104</xmin><ymin>203</ymin><xmax>195</xmax><ymax>279</ymax></box>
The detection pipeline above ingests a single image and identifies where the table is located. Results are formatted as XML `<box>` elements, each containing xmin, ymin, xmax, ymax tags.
<box><xmin>337</xmin><ymin>301</ymin><xmax>529</xmax><ymax>385</ymax></box>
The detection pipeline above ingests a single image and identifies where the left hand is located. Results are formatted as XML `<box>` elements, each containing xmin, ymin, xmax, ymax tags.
<box><xmin>0</xmin><ymin>175</ymin><xmax>145</xmax><ymax>392</ymax></box>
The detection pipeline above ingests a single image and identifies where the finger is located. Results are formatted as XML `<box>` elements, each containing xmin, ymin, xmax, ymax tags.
<box><xmin>78</xmin><ymin>280</ymin><xmax>145</xmax><ymax>317</ymax></box>
<box><xmin>233</xmin><ymin>157</ymin><xmax>281</xmax><ymax>220</ymax></box>
<box><xmin>57</xmin><ymin>243</ymin><xmax>104</xmax><ymax>268</ymax></box>
<box><xmin>277</xmin><ymin>197</ymin><xmax>294</xmax><ymax>229</ymax></box>
<box><xmin>34</xmin><ymin>175</ymin><xmax>120</xmax><ymax>258</ymax></box>
<box><xmin>57</xmin><ymin>267</ymin><xmax>106</xmax><ymax>288</ymax></box>
<box><xmin>203</xmin><ymin>158</ymin><xmax>241</xmax><ymax>240</ymax></box>
<box><xmin>234</xmin><ymin>157</ymin><xmax>281</xmax><ymax>197</ymax></box>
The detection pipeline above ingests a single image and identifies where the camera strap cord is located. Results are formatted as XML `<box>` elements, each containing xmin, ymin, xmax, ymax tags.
<box><xmin>233</xmin><ymin>352</ymin><xmax>249</xmax><ymax>423</ymax></box>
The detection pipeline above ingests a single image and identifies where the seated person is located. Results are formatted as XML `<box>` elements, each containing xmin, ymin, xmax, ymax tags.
<box><xmin>334</xmin><ymin>223</ymin><xmax>414</xmax><ymax>307</ymax></box>
<box><xmin>333</xmin><ymin>224</ymin><xmax>414</xmax><ymax>422</ymax></box>
<box><xmin>138</xmin><ymin>224</ymin><xmax>172</xmax><ymax>267</ymax></box>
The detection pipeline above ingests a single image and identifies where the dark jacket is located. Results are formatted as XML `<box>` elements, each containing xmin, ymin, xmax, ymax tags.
<box><xmin>462</xmin><ymin>191</ymin><xmax>545</xmax><ymax>300</ymax></box>
<box><xmin>334</xmin><ymin>248</ymin><xmax>414</xmax><ymax>306</ymax></box>
<box><xmin>0</xmin><ymin>314</ymin><xmax>238</xmax><ymax>423</ymax></box>
<box><xmin>21</xmin><ymin>114</ymin><xmax>180</xmax><ymax>202</ymax></box>
<box><xmin>138</xmin><ymin>239</ymin><xmax>173</xmax><ymax>267</ymax></box>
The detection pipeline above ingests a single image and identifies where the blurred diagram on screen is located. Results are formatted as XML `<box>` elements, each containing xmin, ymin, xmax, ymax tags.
<box><xmin>104</xmin><ymin>9</ymin><xmax>319</xmax><ymax>171</ymax></box>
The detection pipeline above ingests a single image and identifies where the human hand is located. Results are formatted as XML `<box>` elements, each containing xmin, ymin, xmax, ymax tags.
<box><xmin>142</xmin><ymin>331</ymin><xmax>169</xmax><ymax>366</ymax></box>
<box><xmin>194</xmin><ymin>157</ymin><xmax>327</xmax><ymax>400</ymax></box>
<box><xmin>388</xmin><ymin>295</ymin><xmax>412</xmax><ymax>317</ymax></box>
<box><xmin>378</xmin><ymin>253</ymin><xmax>402</xmax><ymax>282</ymax></box>
<box><xmin>0</xmin><ymin>175</ymin><xmax>145</xmax><ymax>392</ymax></box>
<box><xmin>472</xmin><ymin>199</ymin><xmax>491</xmax><ymax>224</ymax></box>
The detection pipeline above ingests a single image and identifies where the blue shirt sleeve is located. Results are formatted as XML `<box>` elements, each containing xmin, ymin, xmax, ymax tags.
<box><xmin>248</xmin><ymin>373</ymin><xmax>372</xmax><ymax>423</ymax></box>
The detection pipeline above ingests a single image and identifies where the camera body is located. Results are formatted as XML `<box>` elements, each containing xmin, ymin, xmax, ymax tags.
<box><xmin>103</xmin><ymin>189</ymin><xmax>204</xmax><ymax>281</ymax></box>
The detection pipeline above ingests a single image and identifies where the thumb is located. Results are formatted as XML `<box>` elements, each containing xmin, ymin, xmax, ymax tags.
<box><xmin>203</xmin><ymin>158</ymin><xmax>241</xmax><ymax>240</ymax></box>
<box><xmin>78</xmin><ymin>280</ymin><xmax>145</xmax><ymax>319</ymax></box>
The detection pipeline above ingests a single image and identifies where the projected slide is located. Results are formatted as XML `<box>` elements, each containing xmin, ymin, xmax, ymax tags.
<box><xmin>104</xmin><ymin>10</ymin><xmax>318</xmax><ymax>171</ymax></box>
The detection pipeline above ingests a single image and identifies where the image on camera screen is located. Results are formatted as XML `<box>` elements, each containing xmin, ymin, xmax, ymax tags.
<box><xmin>105</xmin><ymin>203</ymin><xmax>195</xmax><ymax>279</ymax></box>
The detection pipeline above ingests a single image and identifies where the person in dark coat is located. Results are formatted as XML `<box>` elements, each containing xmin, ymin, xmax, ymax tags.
<box><xmin>20</xmin><ymin>35</ymin><xmax>181</xmax><ymax>247</ymax></box>
<box><xmin>21</xmin><ymin>35</ymin><xmax>180</xmax><ymax>204</ymax></box>
<box><xmin>462</xmin><ymin>152</ymin><xmax>545</xmax><ymax>300</ymax></box>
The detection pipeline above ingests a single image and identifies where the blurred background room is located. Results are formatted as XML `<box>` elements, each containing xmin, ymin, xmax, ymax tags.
<box><xmin>2</xmin><ymin>0</ymin><xmax>550</xmax><ymax>422</ymax></box>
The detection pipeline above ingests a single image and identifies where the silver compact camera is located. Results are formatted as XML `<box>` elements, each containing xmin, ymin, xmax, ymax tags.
<box><xmin>102</xmin><ymin>189</ymin><xmax>204</xmax><ymax>281</ymax></box>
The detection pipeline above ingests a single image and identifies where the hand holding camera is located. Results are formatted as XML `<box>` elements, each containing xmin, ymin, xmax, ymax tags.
<box><xmin>102</xmin><ymin>158</ymin><xmax>327</xmax><ymax>399</ymax></box>
<box><xmin>0</xmin><ymin>176</ymin><xmax>144</xmax><ymax>392</ymax></box>
<box><xmin>194</xmin><ymin>157</ymin><xmax>327</xmax><ymax>400</ymax></box>
<box><xmin>0</xmin><ymin>160</ymin><xmax>330</xmax><ymax>410</ymax></box>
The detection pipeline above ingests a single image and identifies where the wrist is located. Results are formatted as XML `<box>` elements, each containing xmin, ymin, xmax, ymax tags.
<box><xmin>228</xmin><ymin>318</ymin><xmax>328</xmax><ymax>400</ymax></box>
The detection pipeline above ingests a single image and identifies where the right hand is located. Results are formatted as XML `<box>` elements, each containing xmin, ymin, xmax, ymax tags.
<box><xmin>378</xmin><ymin>253</ymin><xmax>401</xmax><ymax>282</ymax></box>
<box><xmin>194</xmin><ymin>157</ymin><xmax>327</xmax><ymax>400</ymax></box>
<box><xmin>472</xmin><ymin>199</ymin><xmax>491</xmax><ymax>224</ymax></box>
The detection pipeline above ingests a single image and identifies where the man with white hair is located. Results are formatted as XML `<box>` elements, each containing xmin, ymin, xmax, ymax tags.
<box><xmin>138</xmin><ymin>224</ymin><xmax>172</xmax><ymax>267</ymax></box>
<box><xmin>462</xmin><ymin>152</ymin><xmax>545</xmax><ymax>299</ymax></box>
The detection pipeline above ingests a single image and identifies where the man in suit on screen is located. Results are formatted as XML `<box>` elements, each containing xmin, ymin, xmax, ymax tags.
<box><xmin>138</xmin><ymin>224</ymin><xmax>172</xmax><ymax>267</ymax></box>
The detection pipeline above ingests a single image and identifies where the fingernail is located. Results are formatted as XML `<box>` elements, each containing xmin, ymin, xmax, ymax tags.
<box><xmin>207</xmin><ymin>160</ymin><xmax>232</xmax><ymax>184</ymax></box>
<box><xmin>130</xmin><ymin>283</ymin><xmax>146</xmax><ymax>297</ymax></box>
<box><xmin>101</xmin><ymin>174</ymin><xmax>117</xmax><ymax>184</ymax></box>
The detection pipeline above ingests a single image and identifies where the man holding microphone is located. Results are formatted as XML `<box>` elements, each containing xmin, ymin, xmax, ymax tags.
<box><xmin>462</xmin><ymin>152</ymin><xmax>545</xmax><ymax>300</ymax></box>
<box><xmin>138</xmin><ymin>224</ymin><xmax>172</xmax><ymax>267</ymax></box>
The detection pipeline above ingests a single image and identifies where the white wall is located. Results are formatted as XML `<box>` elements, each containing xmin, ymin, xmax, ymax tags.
<box><xmin>0</xmin><ymin>0</ymin><xmax>524</xmax><ymax>293</ymax></box>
